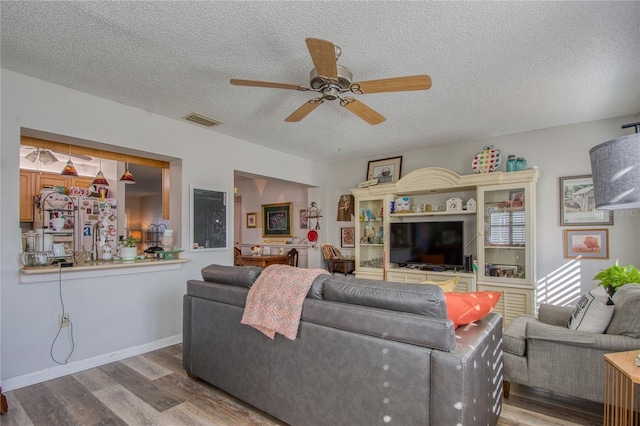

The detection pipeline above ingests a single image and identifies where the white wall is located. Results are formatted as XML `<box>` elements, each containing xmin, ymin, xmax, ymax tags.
<box><xmin>324</xmin><ymin>115</ymin><xmax>640</xmax><ymax>303</ymax></box>
<box><xmin>2</xmin><ymin>68</ymin><xmax>638</xmax><ymax>390</ymax></box>
<box><xmin>0</xmin><ymin>70</ymin><xmax>328</xmax><ymax>389</ymax></box>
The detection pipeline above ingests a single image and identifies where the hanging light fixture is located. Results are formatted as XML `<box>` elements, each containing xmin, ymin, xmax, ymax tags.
<box><xmin>60</xmin><ymin>147</ymin><xmax>79</xmax><ymax>177</ymax></box>
<box><xmin>91</xmin><ymin>151</ymin><xmax>109</xmax><ymax>186</ymax></box>
<box><xmin>25</xmin><ymin>148</ymin><xmax>58</xmax><ymax>165</ymax></box>
<box><xmin>119</xmin><ymin>157</ymin><xmax>136</xmax><ymax>184</ymax></box>
<box><xmin>590</xmin><ymin>121</ymin><xmax>640</xmax><ymax>210</ymax></box>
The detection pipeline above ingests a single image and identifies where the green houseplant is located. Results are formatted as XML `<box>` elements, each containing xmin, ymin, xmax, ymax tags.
<box><xmin>119</xmin><ymin>235</ymin><xmax>140</xmax><ymax>260</ymax></box>
<box><xmin>593</xmin><ymin>260</ymin><xmax>640</xmax><ymax>295</ymax></box>
<box><xmin>123</xmin><ymin>235</ymin><xmax>140</xmax><ymax>248</ymax></box>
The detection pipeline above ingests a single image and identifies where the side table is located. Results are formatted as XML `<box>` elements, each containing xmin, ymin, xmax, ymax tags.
<box><xmin>604</xmin><ymin>350</ymin><xmax>640</xmax><ymax>425</ymax></box>
<box><xmin>326</xmin><ymin>259</ymin><xmax>355</xmax><ymax>276</ymax></box>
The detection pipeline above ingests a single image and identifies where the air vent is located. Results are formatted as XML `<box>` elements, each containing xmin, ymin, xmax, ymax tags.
<box><xmin>182</xmin><ymin>113</ymin><xmax>221</xmax><ymax>127</ymax></box>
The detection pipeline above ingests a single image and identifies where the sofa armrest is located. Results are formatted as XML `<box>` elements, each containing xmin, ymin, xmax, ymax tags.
<box><xmin>526</xmin><ymin>320</ymin><xmax>640</xmax><ymax>351</ymax></box>
<box><xmin>538</xmin><ymin>303</ymin><xmax>573</xmax><ymax>327</ymax></box>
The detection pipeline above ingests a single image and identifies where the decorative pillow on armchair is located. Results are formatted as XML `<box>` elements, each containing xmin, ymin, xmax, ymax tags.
<box><xmin>568</xmin><ymin>286</ymin><xmax>615</xmax><ymax>333</ymax></box>
<box><xmin>420</xmin><ymin>276</ymin><xmax>459</xmax><ymax>293</ymax></box>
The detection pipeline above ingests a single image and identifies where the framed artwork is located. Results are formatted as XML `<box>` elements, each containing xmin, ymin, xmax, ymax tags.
<box><xmin>509</xmin><ymin>190</ymin><xmax>525</xmax><ymax>208</ymax></box>
<box><xmin>340</xmin><ymin>227</ymin><xmax>355</xmax><ymax>248</ymax></box>
<box><xmin>366</xmin><ymin>156</ymin><xmax>403</xmax><ymax>184</ymax></box>
<box><xmin>560</xmin><ymin>175</ymin><xmax>613</xmax><ymax>226</ymax></box>
<box><xmin>246</xmin><ymin>212</ymin><xmax>257</xmax><ymax>228</ymax></box>
<box><xmin>564</xmin><ymin>229</ymin><xmax>609</xmax><ymax>259</ymax></box>
<box><xmin>190</xmin><ymin>186</ymin><xmax>227</xmax><ymax>251</ymax></box>
<box><xmin>262</xmin><ymin>202</ymin><xmax>293</xmax><ymax>237</ymax></box>
<box><xmin>300</xmin><ymin>209</ymin><xmax>308</xmax><ymax>229</ymax></box>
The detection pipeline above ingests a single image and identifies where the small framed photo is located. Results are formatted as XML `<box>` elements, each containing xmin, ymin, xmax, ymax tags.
<box><xmin>509</xmin><ymin>190</ymin><xmax>525</xmax><ymax>208</ymax></box>
<box><xmin>560</xmin><ymin>175</ymin><xmax>613</xmax><ymax>226</ymax></box>
<box><xmin>246</xmin><ymin>212</ymin><xmax>257</xmax><ymax>228</ymax></box>
<box><xmin>300</xmin><ymin>209</ymin><xmax>308</xmax><ymax>229</ymax></box>
<box><xmin>340</xmin><ymin>227</ymin><xmax>355</xmax><ymax>248</ymax></box>
<box><xmin>366</xmin><ymin>156</ymin><xmax>402</xmax><ymax>184</ymax></box>
<box><xmin>564</xmin><ymin>228</ymin><xmax>609</xmax><ymax>259</ymax></box>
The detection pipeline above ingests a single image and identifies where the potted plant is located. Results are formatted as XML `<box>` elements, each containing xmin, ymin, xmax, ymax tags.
<box><xmin>593</xmin><ymin>260</ymin><xmax>640</xmax><ymax>296</ymax></box>
<box><xmin>119</xmin><ymin>235</ymin><xmax>140</xmax><ymax>260</ymax></box>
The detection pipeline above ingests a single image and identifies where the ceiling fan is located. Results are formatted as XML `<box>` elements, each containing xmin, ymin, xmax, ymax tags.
<box><xmin>22</xmin><ymin>147</ymin><xmax>92</xmax><ymax>164</ymax></box>
<box><xmin>230</xmin><ymin>38</ymin><xmax>432</xmax><ymax>125</ymax></box>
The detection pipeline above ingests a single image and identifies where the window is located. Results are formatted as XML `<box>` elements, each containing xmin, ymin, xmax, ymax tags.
<box><xmin>488</xmin><ymin>210</ymin><xmax>525</xmax><ymax>246</ymax></box>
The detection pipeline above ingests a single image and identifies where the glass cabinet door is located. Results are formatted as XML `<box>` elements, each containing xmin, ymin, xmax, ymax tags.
<box><xmin>479</xmin><ymin>184</ymin><xmax>531</xmax><ymax>284</ymax></box>
<box><xmin>355</xmin><ymin>197</ymin><xmax>386</xmax><ymax>275</ymax></box>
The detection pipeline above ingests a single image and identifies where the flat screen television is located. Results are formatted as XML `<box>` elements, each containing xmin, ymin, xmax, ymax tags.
<box><xmin>389</xmin><ymin>221</ymin><xmax>464</xmax><ymax>268</ymax></box>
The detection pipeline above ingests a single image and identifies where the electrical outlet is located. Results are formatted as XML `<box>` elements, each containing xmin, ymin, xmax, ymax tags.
<box><xmin>58</xmin><ymin>313</ymin><xmax>70</xmax><ymax>328</ymax></box>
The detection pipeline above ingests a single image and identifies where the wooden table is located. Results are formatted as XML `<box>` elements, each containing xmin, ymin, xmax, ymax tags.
<box><xmin>604</xmin><ymin>350</ymin><xmax>640</xmax><ymax>425</ymax></box>
<box><xmin>238</xmin><ymin>254</ymin><xmax>288</xmax><ymax>268</ymax></box>
<box><xmin>326</xmin><ymin>259</ymin><xmax>356</xmax><ymax>275</ymax></box>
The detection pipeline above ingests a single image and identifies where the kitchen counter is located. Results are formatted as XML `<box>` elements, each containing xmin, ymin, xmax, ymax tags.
<box><xmin>19</xmin><ymin>258</ymin><xmax>190</xmax><ymax>284</ymax></box>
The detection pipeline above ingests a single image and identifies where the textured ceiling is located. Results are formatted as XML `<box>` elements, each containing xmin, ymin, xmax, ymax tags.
<box><xmin>2</xmin><ymin>1</ymin><xmax>639</xmax><ymax>164</ymax></box>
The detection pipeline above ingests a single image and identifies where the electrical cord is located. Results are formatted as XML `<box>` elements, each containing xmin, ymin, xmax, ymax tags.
<box><xmin>50</xmin><ymin>265</ymin><xmax>75</xmax><ymax>365</ymax></box>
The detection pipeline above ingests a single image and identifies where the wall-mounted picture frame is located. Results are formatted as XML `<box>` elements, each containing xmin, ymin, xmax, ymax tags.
<box><xmin>300</xmin><ymin>209</ymin><xmax>308</xmax><ymax>229</ymax></box>
<box><xmin>190</xmin><ymin>185</ymin><xmax>227</xmax><ymax>251</ymax></box>
<box><xmin>262</xmin><ymin>202</ymin><xmax>293</xmax><ymax>237</ymax></box>
<box><xmin>341</xmin><ymin>227</ymin><xmax>355</xmax><ymax>248</ymax></box>
<box><xmin>366</xmin><ymin>156</ymin><xmax>403</xmax><ymax>184</ymax></box>
<box><xmin>560</xmin><ymin>175</ymin><xmax>613</xmax><ymax>226</ymax></box>
<box><xmin>246</xmin><ymin>212</ymin><xmax>257</xmax><ymax>228</ymax></box>
<box><xmin>564</xmin><ymin>228</ymin><xmax>609</xmax><ymax>259</ymax></box>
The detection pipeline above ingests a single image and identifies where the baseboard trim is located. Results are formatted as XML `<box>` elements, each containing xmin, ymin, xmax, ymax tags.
<box><xmin>1</xmin><ymin>334</ymin><xmax>182</xmax><ymax>392</ymax></box>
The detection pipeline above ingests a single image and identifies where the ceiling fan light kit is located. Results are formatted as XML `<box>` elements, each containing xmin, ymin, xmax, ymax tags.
<box><xmin>230</xmin><ymin>37</ymin><xmax>432</xmax><ymax>125</ymax></box>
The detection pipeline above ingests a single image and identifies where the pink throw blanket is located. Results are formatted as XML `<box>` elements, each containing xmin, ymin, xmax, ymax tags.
<box><xmin>241</xmin><ymin>264</ymin><xmax>329</xmax><ymax>340</ymax></box>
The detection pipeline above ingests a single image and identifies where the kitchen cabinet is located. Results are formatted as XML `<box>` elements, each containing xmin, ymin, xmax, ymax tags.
<box><xmin>352</xmin><ymin>167</ymin><xmax>539</xmax><ymax>326</ymax></box>
<box><xmin>20</xmin><ymin>170</ymin><xmax>95</xmax><ymax>222</ymax></box>
<box><xmin>20</xmin><ymin>170</ymin><xmax>34</xmax><ymax>221</ymax></box>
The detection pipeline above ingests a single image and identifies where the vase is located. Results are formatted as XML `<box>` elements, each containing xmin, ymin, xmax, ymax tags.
<box><xmin>119</xmin><ymin>247</ymin><xmax>137</xmax><ymax>260</ymax></box>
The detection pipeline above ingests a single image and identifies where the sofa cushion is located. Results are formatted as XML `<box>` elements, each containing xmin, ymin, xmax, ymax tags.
<box><xmin>307</xmin><ymin>274</ymin><xmax>329</xmax><ymax>299</ymax></box>
<box><xmin>201</xmin><ymin>264</ymin><xmax>262</xmax><ymax>288</ymax></box>
<box><xmin>568</xmin><ymin>286</ymin><xmax>614</xmax><ymax>333</ymax></box>
<box><xmin>420</xmin><ymin>276</ymin><xmax>459</xmax><ymax>292</ymax></box>
<box><xmin>444</xmin><ymin>291</ymin><xmax>501</xmax><ymax>328</ymax></box>
<box><xmin>322</xmin><ymin>276</ymin><xmax>447</xmax><ymax>319</ymax></box>
<box><xmin>503</xmin><ymin>315</ymin><xmax>537</xmax><ymax>356</ymax></box>
<box><xmin>606</xmin><ymin>284</ymin><xmax>640</xmax><ymax>338</ymax></box>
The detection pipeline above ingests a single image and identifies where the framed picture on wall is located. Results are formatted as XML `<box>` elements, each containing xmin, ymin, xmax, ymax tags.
<box><xmin>564</xmin><ymin>228</ymin><xmax>609</xmax><ymax>259</ymax></box>
<box><xmin>300</xmin><ymin>209</ymin><xmax>308</xmax><ymax>229</ymax></box>
<box><xmin>262</xmin><ymin>202</ymin><xmax>293</xmax><ymax>238</ymax></box>
<box><xmin>246</xmin><ymin>212</ymin><xmax>257</xmax><ymax>228</ymax></box>
<box><xmin>340</xmin><ymin>227</ymin><xmax>355</xmax><ymax>248</ymax></box>
<box><xmin>190</xmin><ymin>185</ymin><xmax>227</xmax><ymax>251</ymax></box>
<box><xmin>560</xmin><ymin>175</ymin><xmax>613</xmax><ymax>225</ymax></box>
<box><xmin>366</xmin><ymin>156</ymin><xmax>402</xmax><ymax>184</ymax></box>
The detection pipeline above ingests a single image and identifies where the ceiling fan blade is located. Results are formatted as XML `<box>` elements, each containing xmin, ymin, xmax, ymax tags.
<box><xmin>305</xmin><ymin>38</ymin><xmax>338</xmax><ymax>80</ymax></box>
<box><xmin>340</xmin><ymin>98</ymin><xmax>386</xmax><ymax>125</ymax></box>
<box><xmin>285</xmin><ymin>99</ymin><xmax>324</xmax><ymax>122</ymax></box>
<box><xmin>230</xmin><ymin>79</ymin><xmax>309</xmax><ymax>91</ymax></box>
<box><xmin>351</xmin><ymin>75</ymin><xmax>432</xmax><ymax>94</ymax></box>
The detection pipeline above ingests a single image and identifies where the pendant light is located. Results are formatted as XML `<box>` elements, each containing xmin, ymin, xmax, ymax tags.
<box><xmin>119</xmin><ymin>157</ymin><xmax>136</xmax><ymax>184</ymax></box>
<box><xmin>590</xmin><ymin>122</ymin><xmax>640</xmax><ymax>210</ymax></box>
<box><xmin>91</xmin><ymin>151</ymin><xmax>109</xmax><ymax>186</ymax></box>
<box><xmin>60</xmin><ymin>147</ymin><xmax>79</xmax><ymax>177</ymax></box>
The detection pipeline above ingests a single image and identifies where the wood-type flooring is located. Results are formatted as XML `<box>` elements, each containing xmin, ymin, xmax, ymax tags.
<box><xmin>2</xmin><ymin>344</ymin><xmax>604</xmax><ymax>425</ymax></box>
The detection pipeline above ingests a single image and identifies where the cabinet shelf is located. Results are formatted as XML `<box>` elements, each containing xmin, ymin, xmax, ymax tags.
<box><xmin>484</xmin><ymin>245</ymin><xmax>525</xmax><ymax>249</ymax></box>
<box><xmin>390</xmin><ymin>210</ymin><xmax>476</xmax><ymax>218</ymax></box>
<box><xmin>359</xmin><ymin>243</ymin><xmax>384</xmax><ymax>247</ymax></box>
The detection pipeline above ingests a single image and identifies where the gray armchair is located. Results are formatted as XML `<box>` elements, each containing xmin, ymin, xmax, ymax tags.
<box><xmin>503</xmin><ymin>284</ymin><xmax>640</xmax><ymax>403</ymax></box>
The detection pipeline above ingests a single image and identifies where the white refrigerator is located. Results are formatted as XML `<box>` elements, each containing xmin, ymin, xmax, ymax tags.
<box><xmin>73</xmin><ymin>196</ymin><xmax>119</xmax><ymax>259</ymax></box>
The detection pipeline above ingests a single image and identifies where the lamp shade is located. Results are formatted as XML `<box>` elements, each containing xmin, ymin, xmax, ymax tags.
<box><xmin>60</xmin><ymin>159</ymin><xmax>79</xmax><ymax>177</ymax></box>
<box><xmin>590</xmin><ymin>133</ymin><xmax>640</xmax><ymax>210</ymax></box>
<box><xmin>119</xmin><ymin>169</ymin><xmax>136</xmax><ymax>184</ymax></box>
<box><xmin>91</xmin><ymin>171</ymin><xmax>109</xmax><ymax>186</ymax></box>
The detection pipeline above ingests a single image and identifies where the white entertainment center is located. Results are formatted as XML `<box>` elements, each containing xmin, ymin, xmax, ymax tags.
<box><xmin>352</xmin><ymin>167</ymin><xmax>539</xmax><ymax>325</ymax></box>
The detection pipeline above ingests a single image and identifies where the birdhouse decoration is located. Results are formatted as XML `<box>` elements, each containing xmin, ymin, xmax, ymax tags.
<box><xmin>446</xmin><ymin>197</ymin><xmax>464</xmax><ymax>212</ymax></box>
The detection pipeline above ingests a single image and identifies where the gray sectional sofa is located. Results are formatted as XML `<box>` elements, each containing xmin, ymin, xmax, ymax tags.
<box><xmin>183</xmin><ymin>265</ymin><xmax>503</xmax><ymax>425</ymax></box>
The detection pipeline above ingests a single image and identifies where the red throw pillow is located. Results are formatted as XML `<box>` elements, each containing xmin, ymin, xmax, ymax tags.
<box><xmin>444</xmin><ymin>291</ymin><xmax>502</xmax><ymax>328</ymax></box>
